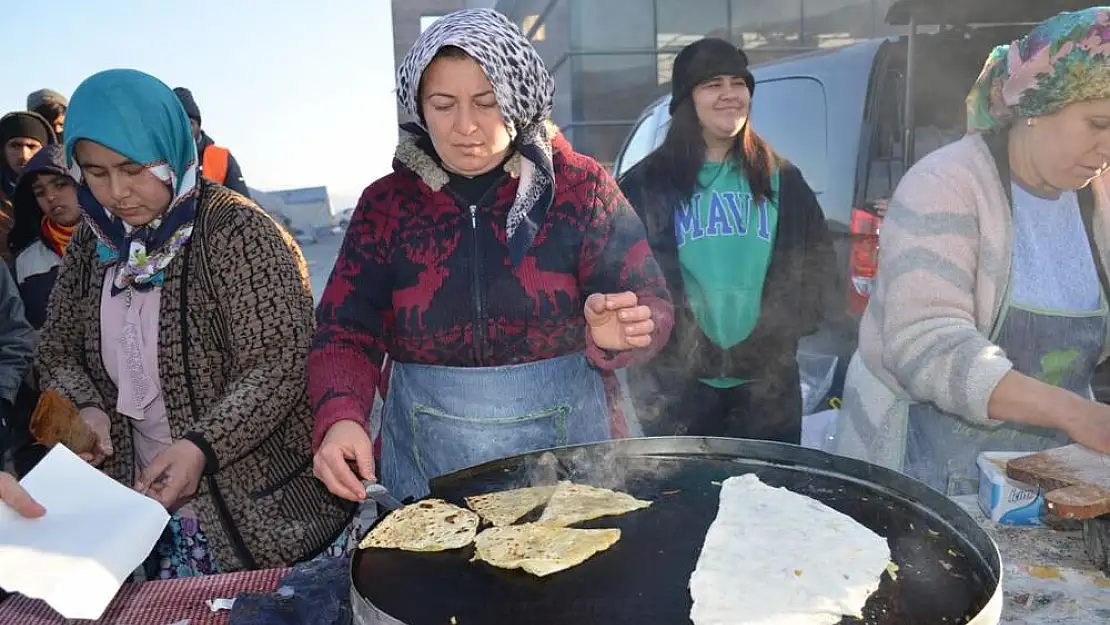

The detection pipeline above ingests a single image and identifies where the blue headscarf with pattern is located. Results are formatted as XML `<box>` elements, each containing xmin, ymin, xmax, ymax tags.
<box><xmin>64</xmin><ymin>68</ymin><xmax>199</xmax><ymax>293</ymax></box>
<box><xmin>967</xmin><ymin>7</ymin><xmax>1110</xmax><ymax>133</ymax></box>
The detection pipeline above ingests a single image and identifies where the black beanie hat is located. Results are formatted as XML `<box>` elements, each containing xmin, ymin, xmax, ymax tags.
<box><xmin>670</xmin><ymin>38</ymin><xmax>755</xmax><ymax>114</ymax></box>
<box><xmin>173</xmin><ymin>87</ymin><xmax>202</xmax><ymax>124</ymax></box>
<box><xmin>0</xmin><ymin>111</ymin><xmax>55</xmax><ymax>147</ymax></box>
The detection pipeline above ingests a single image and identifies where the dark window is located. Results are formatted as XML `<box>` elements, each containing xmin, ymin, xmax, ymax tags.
<box><xmin>573</xmin><ymin>53</ymin><xmax>664</xmax><ymax>123</ymax></box>
<box><xmin>656</xmin><ymin>0</ymin><xmax>731</xmax><ymax>44</ymax></box>
<box><xmin>570</xmin><ymin>0</ymin><xmax>655</xmax><ymax>50</ymax></box>
<box><xmin>728</xmin><ymin>0</ymin><xmax>901</xmax><ymax>61</ymax></box>
<box><xmin>567</xmin><ymin>0</ymin><xmax>660</xmax><ymax>165</ymax></box>
<box><xmin>863</xmin><ymin>66</ymin><xmax>906</xmax><ymax>204</ymax></box>
<box><xmin>568</xmin><ymin>124</ymin><xmax>638</xmax><ymax>171</ymax></box>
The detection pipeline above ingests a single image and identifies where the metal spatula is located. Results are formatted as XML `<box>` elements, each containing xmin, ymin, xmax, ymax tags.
<box><xmin>363</xmin><ymin>481</ymin><xmax>404</xmax><ymax>511</ymax></box>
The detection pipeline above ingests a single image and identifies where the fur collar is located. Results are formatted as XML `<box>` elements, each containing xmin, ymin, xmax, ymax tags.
<box><xmin>393</xmin><ymin>120</ymin><xmax>564</xmax><ymax>192</ymax></box>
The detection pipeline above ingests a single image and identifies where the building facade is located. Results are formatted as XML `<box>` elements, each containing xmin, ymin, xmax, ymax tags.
<box><xmin>393</xmin><ymin>0</ymin><xmax>904</xmax><ymax>166</ymax></box>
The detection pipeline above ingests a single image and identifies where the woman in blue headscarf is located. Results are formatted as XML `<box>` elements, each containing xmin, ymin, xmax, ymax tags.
<box><xmin>33</xmin><ymin>69</ymin><xmax>353</xmax><ymax>577</ymax></box>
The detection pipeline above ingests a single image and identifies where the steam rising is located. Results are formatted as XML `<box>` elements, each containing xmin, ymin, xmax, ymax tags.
<box><xmin>625</xmin><ymin>337</ymin><xmax>801</xmax><ymax>439</ymax></box>
<box><xmin>520</xmin><ymin>442</ymin><xmax>683</xmax><ymax>493</ymax></box>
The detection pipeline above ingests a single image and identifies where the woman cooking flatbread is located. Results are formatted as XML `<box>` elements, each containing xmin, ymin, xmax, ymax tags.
<box><xmin>838</xmin><ymin>7</ymin><xmax>1110</xmax><ymax>495</ymax></box>
<box><xmin>309</xmin><ymin>9</ymin><xmax>673</xmax><ymax>503</ymax></box>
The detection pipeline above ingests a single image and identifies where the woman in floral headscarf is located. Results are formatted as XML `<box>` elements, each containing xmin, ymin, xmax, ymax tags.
<box><xmin>35</xmin><ymin>69</ymin><xmax>352</xmax><ymax>576</ymax></box>
<box><xmin>838</xmin><ymin>7</ymin><xmax>1110</xmax><ymax>493</ymax></box>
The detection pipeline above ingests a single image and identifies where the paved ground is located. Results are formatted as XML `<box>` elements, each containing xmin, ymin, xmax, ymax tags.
<box><xmin>301</xmin><ymin>233</ymin><xmax>345</xmax><ymax>302</ymax></box>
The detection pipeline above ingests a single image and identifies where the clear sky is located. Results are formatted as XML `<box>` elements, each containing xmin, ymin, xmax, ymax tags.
<box><xmin>2</xmin><ymin>0</ymin><xmax>398</xmax><ymax>210</ymax></box>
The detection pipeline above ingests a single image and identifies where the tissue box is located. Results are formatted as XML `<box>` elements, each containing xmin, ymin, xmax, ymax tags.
<box><xmin>976</xmin><ymin>452</ymin><xmax>1045</xmax><ymax>526</ymax></box>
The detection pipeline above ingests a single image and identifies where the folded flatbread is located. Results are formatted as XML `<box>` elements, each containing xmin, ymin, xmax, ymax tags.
<box><xmin>28</xmin><ymin>390</ymin><xmax>98</xmax><ymax>456</ymax></box>
<box><xmin>360</xmin><ymin>499</ymin><xmax>480</xmax><ymax>552</ymax></box>
<box><xmin>472</xmin><ymin>523</ymin><xmax>621</xmax><ymax>577</ymax></box>
<box><xmin>464</xmin><ymin>485</ymin><xmax>556</xmax><ymax>527</ymax></box>
<box><xmin>689</xmin><ymin>474</ymin><xmax>892</xmax><ymax>625</ymax></box>
<box><xmin>536</xmin><ymin>481</ymin><xmax>651</xmax><ymax>527</ymax></box>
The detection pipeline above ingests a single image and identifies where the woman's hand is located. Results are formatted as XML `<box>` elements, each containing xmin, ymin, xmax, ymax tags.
<box><xmin>1059</xmin><ymin>402</ymin><xmax>1110</xmax><ymax>454</ymax></box>
<box><xmin>584</xmin><ymin>292</ymin><xmax>656</xmax><ymax>351</ymax></box>
<box><xmin>135</xmin><ymin>440</ymin><xmax>206</xmax><ymax>511</ymax></box>
<box><xmin>0</xmin><ymin>472</ymin><xmax>45</xmax><ymax>518</ymax></box>
<box><xmin>78</xmin><ymin>407</ymin><xmax>113</xmax><ymax>467</ymax></box>
<box><xmin>314</xmin><ymin>419</ymin><xmax>375</xmax><ymax>502</ymax></box>
<box><xmin>989</xmin><ymin>373</ymin><xmax>1110</xmax><ymax>453</ymax></box>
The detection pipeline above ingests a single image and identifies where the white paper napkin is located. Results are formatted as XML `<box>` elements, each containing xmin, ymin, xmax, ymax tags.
<box><xmin>0</xmin><ymin>444</ymin><xmax>170</xmax><ymax>620</ymax></box>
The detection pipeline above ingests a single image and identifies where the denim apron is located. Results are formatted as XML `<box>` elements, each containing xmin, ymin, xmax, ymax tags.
<box><xmin>902</xmin><ymin>133</ymin><xmax>1110</xmax><ymax>496</ymax></box>
<box><xmin>903</xmin><ymin>291</ymin><xmax>1107</xmax><ymax>495</ymax></box>
<box><xmin>379</xmin><ymin>353</ymin><xmax>611</xmax><ymax>501</ymax></box>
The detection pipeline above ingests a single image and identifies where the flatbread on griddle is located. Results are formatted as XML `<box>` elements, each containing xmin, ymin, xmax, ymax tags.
<box><xmin>536</xmin><ymin>481</ymin><xmax>651</xmax><ymax>527</ymax></box>
<box><xmin>464</xmin><ymin>485</ymin><xmax>556</xmax><ymax>527</ymax></box>
<box><xmin>689</xmin><ymin>474</ymin><xmax>891</xmax><ymax>625</ymax></box>
<box><xmin>471</xmin><ymin>523</ymin><xmax>621</xmax><ymax>577</ymax></box>
<box><xmin>359</xmin><ymin>499</ymin><xmax>479</xmax><ymax>552</ymax></box>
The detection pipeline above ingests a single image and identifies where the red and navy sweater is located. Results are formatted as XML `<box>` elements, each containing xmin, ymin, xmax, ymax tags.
<box><xmin>308</xmin><ymin>129</ymin><xmax>674</xmax><ymax>447</ymax></box>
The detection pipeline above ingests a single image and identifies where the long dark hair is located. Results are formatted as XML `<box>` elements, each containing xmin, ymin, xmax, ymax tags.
<box><xmin>639</xmin><ymin>97</ymin><xmax>780</xmax><ymax>234</ymax></box>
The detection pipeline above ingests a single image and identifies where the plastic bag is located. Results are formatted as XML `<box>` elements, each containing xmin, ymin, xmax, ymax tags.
<box><xmin>797</xmin><ymin>348</ymin><xmax>838</xmax><ymax>416</ymax></box>
<box><xmin>801</xmin><ymin>408</ymin><xmax>839</xmax><ymax>452</ymax></box>
<box><xmin>230</xmin><ymin>556</ymin><xmax>352</xmax><ymax>625</ymax></box>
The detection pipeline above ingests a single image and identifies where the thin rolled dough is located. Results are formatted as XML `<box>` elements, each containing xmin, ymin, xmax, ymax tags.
<box><xmin>689</xmin><ymin>474</ymin><xmax>891</xmax><ymax>625</ymax></box>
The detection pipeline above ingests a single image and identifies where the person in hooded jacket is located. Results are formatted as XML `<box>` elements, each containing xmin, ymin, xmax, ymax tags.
<box><xmin>0</xmin><ymin>145</ymin><xmax>78</xmax><ymax>478</ymax></box>
<box><xmin>172</xmin><ymin>87</ymin><xmax>251</xmax><ymax>199</ymax></box>
<box><xmin>27</xmin><ymin>89</ymin><xmax>68</xmax><ymax>142</ymax></box>
<box><xmin>8</xmin><ymin>145</ymin><xmax>80</xmax><ymax>329</ymax></box>
<box><xmin>309</xmin><ymin>9</ymin><xmax>674</xmax><ymax>504</ymax></box>
<box><xmin>0</xmin><ymin>259</ymin><xmax>34</xmax><ymax>478</ymax></box>
<box><xmin>619</xmin><ymin>38</ymin><xmax>836</xmax><ymax>443</ymax></box>
<box><xmin>0</xmin><ymin>112</ymin><xmax>55</xmax><ymax>263</ymax></box>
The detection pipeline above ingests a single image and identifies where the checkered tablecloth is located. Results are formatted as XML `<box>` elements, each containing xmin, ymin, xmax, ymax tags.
<box><xmin>0</xmin><ymin>567</ymin><xmax>288</xmax><ymax>625</ymax></box>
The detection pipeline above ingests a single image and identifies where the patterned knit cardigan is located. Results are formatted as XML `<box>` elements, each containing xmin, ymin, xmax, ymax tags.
<box><xmin>35</xmin><ymin>183</ymin><xmax>353</xmax><ymax>571</ymax></box>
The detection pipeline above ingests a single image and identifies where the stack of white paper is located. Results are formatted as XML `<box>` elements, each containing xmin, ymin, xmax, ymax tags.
<box><xmin>0</xmin><ymin>445</ymin><xmax>170</xmax><ymax>620</ymax></box>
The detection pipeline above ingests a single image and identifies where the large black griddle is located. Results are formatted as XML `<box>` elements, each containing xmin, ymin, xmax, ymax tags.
<box><xmin>351</xmin><ymin>437</ymin><xmax>1003</xmax><ymax>625</ymax></box>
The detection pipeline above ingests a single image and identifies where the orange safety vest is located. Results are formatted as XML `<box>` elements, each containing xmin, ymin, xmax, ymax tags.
<box><xmin>201</xmin><ymin>145</ymin><xmax>230</xmax><ymax>185</ymax></box>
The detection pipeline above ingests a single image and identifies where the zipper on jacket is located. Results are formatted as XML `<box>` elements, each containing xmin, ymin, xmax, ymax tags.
<box><xmin>469</xmin><ymin>204</ymin><xmax>488</xmax><ymax>365</ymax></box>
<box><xmin>443</xmin><ymin>176</ymin><xmax>504</xmax><ymax>367</ymax></box>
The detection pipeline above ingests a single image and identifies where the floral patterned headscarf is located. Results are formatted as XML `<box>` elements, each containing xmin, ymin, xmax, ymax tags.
<box><xmin>967</xmin><ymin>7</ymin><xmax>1110</xmax><ymax>134</ymax></box>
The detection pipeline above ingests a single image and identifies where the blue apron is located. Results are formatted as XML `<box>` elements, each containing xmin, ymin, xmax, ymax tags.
<box><xmin>903</xmin><ymin>133</ymin><xmax>1110</xmax><ymax>496</ymax></box>
<box><xmin>379</xmin><ymin>353</ymin><xmax>611</xmax><ymax>501</ymax></box>
<box><xmin>903</xmin><ymin>292</ymin><xmax>1107</xmax><ymax>496</ymax></box>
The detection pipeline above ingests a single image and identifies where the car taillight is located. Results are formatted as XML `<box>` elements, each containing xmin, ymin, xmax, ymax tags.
<box><xmin>847</xmin><ymin>206</ymin><xmax>883</xmax><ymax>316</ymax></box>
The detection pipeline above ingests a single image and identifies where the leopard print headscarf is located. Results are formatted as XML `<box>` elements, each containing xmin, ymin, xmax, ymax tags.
<box><xmin>397</xmin><ymin>8</ymin><xmax>556</xmax><ymax>266</ymax></box>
